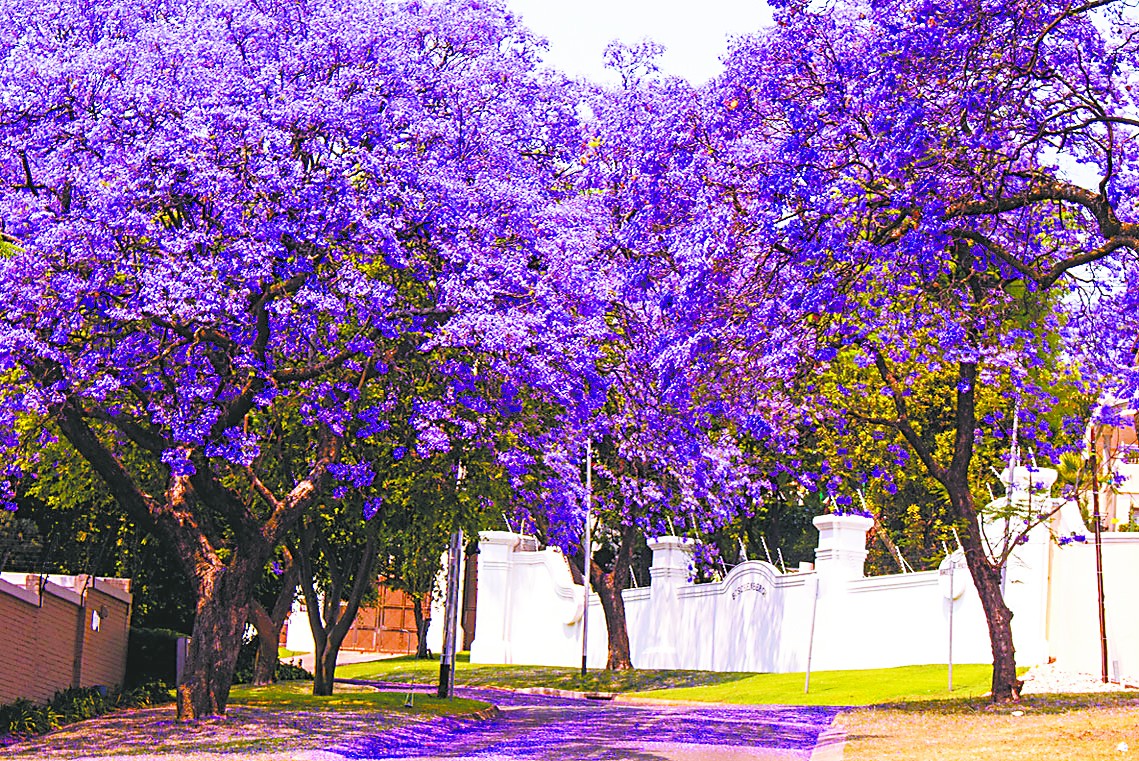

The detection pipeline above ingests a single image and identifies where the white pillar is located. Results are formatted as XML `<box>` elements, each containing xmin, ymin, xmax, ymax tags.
<box><xmin>468</xmin><ymin>531</ymin><xmax>519</xmax><ymax>664</ymax></box>
<box><xmin>812</xmin><ymin>514</ymin><xmax>873</xmax><ymax>585</ymax></box>
<box><xmin>641</xmin><ymin>535</ymin><xmax>694</xmax><ymax>669</ymax></box>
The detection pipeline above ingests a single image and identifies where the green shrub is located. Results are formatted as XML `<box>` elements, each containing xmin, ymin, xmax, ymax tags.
<box><xmin>275</xmin><ymin>660</ymin><xmax>313</xmax><ymax>681</ymax></box>
<box><xmin>49</xmin><ymin>687</ymin><xmax>105</xmax><ymax>721</ymax></box>
<box><xmin>0</xmin><ymin>699</ymin><xmax>49</xmax><ymax>736</ymax></box>
<box><xmin>0</xmin><ymin>682</ymin><xmax>173</xmax><ymax>740</ymax></box>
<box><xmin>116</xmin><ymin>680</ymin><xmax>174</xmax><ymax>708</ymax></box>
<box><xmin>232</xmin><ymin>635</ymin><xmax>313</xmax><ymax>684</ymax></box>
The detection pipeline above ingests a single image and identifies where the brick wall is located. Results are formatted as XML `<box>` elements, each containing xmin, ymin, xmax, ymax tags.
<box><xmin>0</xmin><ymin>575</ymin><xmax>132</xmax><ymax>704</ymax></box>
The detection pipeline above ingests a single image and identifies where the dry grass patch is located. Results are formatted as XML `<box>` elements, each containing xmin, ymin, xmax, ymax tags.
<box><xmin>840</xmin><ymin>694</ymin><xmax>1139</xmax><ymax>761</ymax></box>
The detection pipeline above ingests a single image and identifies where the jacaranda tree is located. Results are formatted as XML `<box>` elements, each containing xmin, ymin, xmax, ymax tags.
<box><xmin>0</xmin><ymin>0</ymin><xmax>577</xmax><ymax>718</ymax></box>
<box><xmin>696</xmin><ymin>0</ymin><xmax>1139</xmax><ymax>701</ymax></box>
<box><xmin>502</xmin><ymin>44</ymin><xmax>760</xmax><ymax>670</ymax></box>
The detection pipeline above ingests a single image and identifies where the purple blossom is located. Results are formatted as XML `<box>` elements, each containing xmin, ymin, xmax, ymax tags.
<box><xmin>830</xmin><ymin>507</ymin><xmax>873</xmax><ymax>519</ymax></box>
<box><xmin>328</xmin><ymin>461</ymin><xmax>376</xmax><ymax>490</ymax></box>
<box><xmin>161</xmin><ymin>448</ymin><xmax>196</xmax><ymax>477</ymax></box>
<box><xmin>362</xmin><ymin>497</ymin><xmax>383</xmax><ymax>521</ymax></box>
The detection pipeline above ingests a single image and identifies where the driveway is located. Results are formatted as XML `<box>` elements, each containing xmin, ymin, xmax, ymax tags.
<box><xmin>334</xmin><ymin>685</ymin><xmax>843</xmax><ymax>761</ymax></box>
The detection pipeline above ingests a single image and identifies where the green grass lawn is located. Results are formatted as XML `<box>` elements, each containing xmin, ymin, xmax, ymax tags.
<box><xmin>228</xmin><ymin>680</ymin><xmax>488</xmax><ymax>716</ymax></box>
<box><xmin>337</xmin><ymin>653</ymin><xmax>745</xmax><ymax>693</ymax></box>
<box><xmin>337</xmin><ymin>653</ymin><xmax>999</xmax><ymax>706</ymax></box>
<box><xmin>635</xmin><ymin>663</ymin><xmax>996</xmax><ymax>705</ymax></box>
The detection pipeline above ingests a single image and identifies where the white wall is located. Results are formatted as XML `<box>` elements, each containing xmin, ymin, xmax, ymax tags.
<box><xmin>467</xmin><ymin>532</ymin><xmax>609</xmax><ymax>668</ymax></box>
<box><xmin>284</xmin><ymin>597</ymin><xmax>315</xmax><ymax>654</ymax></box>
<box><xmin>1047</xmin><ymin>502</ymin><xmax>1139</xmax><ymax>681</ymax></box>
<box><xmin>463</xmin><ymin>511</ymin><xmax>1139</xmax><ymax>676</ymax></box>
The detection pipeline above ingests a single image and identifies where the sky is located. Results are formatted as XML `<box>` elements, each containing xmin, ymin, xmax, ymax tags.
<box><xmin>503</xmin><ymin>0</ymin><xmax>774</xmax><ymax>84</ymax></box>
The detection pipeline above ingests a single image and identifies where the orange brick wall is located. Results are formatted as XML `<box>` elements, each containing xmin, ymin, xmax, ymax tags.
<box><xmin>355</xmin><ymin>584</ymin><xmax>424</xmax><ymax>655</ymax></box>
<box><xmin>0</xmin><ymin>577</ymin><xmax>131</xmax><ymax>704</ymax></box>
<box><xmin>78</xmin><ymin>585</ymin><xmax>131</xmax><ymax>692</ymax></box>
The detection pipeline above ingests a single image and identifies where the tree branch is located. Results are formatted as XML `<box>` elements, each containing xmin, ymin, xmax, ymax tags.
<box><xmin>869</xmin><ymin>346</ymin><xmax>948</xmax><ymax>482</ymax></box>
<box><xmin>263</xmin><ymin>432</ymin><xmax>340</xmax><ymax>545</ymax></box>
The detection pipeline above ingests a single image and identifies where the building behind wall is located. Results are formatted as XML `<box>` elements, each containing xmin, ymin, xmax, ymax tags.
<box><xmin>1094</xmin><ymin>410</ymin><xmax>1139</xmax><ymax>528</ymax></box>
<box><xmin>282</xmin><ymin>569</ymin><xmax>477</xmax><ymax>656</ymax></box>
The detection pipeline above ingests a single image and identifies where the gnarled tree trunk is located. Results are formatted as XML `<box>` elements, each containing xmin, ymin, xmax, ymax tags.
<box><xmin>588</xmin><ymin>525</ymin><xmax>636</xmax><ymax>671</ymax></box>
<box><xmin>56</xmin><ymin>403</ymin><xmax>338</xmax><ymax>720</ymax></box>
<box><xmin>178</xmin><ymin>549</ymin><xmax>267</xmax><ymax>718</ymax></box>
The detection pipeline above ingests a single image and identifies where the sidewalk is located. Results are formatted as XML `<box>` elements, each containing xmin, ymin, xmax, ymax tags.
<box><xmin>284</xmin><ymin>649</ymin><xmax>401</xmax><ymax>674</ymax></box>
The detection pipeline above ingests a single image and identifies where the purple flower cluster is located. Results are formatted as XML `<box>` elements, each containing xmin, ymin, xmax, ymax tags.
<box><xmin>830</xmin><ymin>507</ymin><xmax>874</xmax><ymax>519</ymax></box>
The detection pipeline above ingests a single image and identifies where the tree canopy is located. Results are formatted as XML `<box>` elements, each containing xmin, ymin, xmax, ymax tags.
<box><xmin>685</xmin><ymin>0</ymin><xmax>1139</xmax><ymax>700</ymax></box>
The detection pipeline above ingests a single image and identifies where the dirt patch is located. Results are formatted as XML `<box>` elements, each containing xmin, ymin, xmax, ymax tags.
<box><xmin>838</xmin><ymin>697</ymin><xmax>1139</xmax><ymax>761</ymax></box>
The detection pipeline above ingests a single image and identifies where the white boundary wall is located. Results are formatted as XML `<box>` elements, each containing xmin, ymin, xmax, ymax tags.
<box><xmin>461</xmin><ymin>510</ymin><xmax>1139</xmax><ymax>677</ymax></box>
<box><xmin>1046</xmin><ymin>503</ymin><xmax>1139</xmax><ymax>682</ymax></box>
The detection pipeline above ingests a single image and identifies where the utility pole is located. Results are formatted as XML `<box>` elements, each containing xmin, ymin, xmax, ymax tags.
<box><xmin>437</xmin><ymin>528</ymin><xmax>463</xmax><ymax>698</ymax></box>
<box><xmin>1089</xmin><ymin>429</ymin><xmax>1109</xmax><ymax>683</ymax></box>
<box><xmin>581</xmin><ymin>438</ymin><xmax>593</xmax><ymax>679</ymax></box>
<box><xmin>804</xmin><ymin>574</ymin><xmax>819</xmax><ymax>694</ymax></box>
<box><xmin>947</xmin><ymin>555</ymin><xmax>955</xmax><ymax>691</ymax></box>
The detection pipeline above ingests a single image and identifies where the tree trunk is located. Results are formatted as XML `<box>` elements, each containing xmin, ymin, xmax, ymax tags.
<box><xmin>588</xmin><ymin>525</ymin><xmax>636</xmax><ymax>671</ymax></box>
<box><xmin>412</xmin><ymin>594</ymin><xmax>431</xmax><ymax>659</ymax></box>
<box><xmin>313</xmin><ymin>639</ymin><xmax>339</xmax><ymax>696</ymax></box>
<box><xmin>296</xmin><ymin>531</ymin><xmax>378</xmax><ymax>697</ymax></box>
<box><xmin>310</xmin><ymin>593</ymin><xmax>368</xmax><ymax>695</ymax></box>
<box><xmin>248</xmin><ymin>558</ymin><xmax>299</xmax><ymax>686</ymax></box>
<box><xmin>947</xmin><ymin>477</ymin><xmax>1022</xmax><ymax>702</ymax></box>
<box><xmin>249</xmin><ymin>601</ymin><xmax>283</xmax><ymax>686</ymax></box>
<box><xmin>593</xmin><ymin>568</ymin><xmax>633</xmax><ymax>670</ymax></box>
<box><xmin>177</xmin><ymin>552</ymin><xmax>264</xmax><ymax>719</ymax></box>
<box><xmin>879</xmin><ymin>354</ymin><xmax>1020</xmax><ymax>703</ymax></box>
<box><xmin>54</xmin><ymin>399</ymin><xmax>338</xmax><ymax>721</ymax></box>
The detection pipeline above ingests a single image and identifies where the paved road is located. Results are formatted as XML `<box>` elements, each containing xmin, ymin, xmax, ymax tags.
<box><xmin>333</xmin><ymin>684</ymin><xmax>843</xmax><ymax>761</ymax></box>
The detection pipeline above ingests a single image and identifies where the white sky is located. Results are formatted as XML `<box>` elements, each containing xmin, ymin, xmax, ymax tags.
<box><xmin>504</xmin><ymin>0</ymin><xmax>774</xmax><ymax>84</ymax></box>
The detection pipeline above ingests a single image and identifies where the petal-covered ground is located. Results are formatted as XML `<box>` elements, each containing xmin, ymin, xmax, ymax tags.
<box><xmin>1</xmin><ymin>683</ymin><xmax>842</xmax><ymax>760</ymax></box>
<box><xmin>335</xmin><ymin>684</ymin><xmax>841</xmax><ymax>760</ymax></box>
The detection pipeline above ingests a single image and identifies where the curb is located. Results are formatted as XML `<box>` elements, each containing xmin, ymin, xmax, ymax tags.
<box><xmin>467</xmin><ymin>706</ymin><xmax>503</xmax><ymax>721</ymax></box>
<box><xmin>508</xmin><ymin>686</ymin><xmax>619</xmax><ymax>701</ymax></box>
<box><xmin>808</xmin><ymin>716</ymin><xmax>847</xmax><ymax>761</ymax></box>
<box><xmin>337</xmin><ymin>677</ymin><xmax>845</xmax><ymax>710</ymax></box>
<box><xmin>337</xmin><ymin>678</ymin><xmax>621</xmax><ymax>703</ymax></box>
